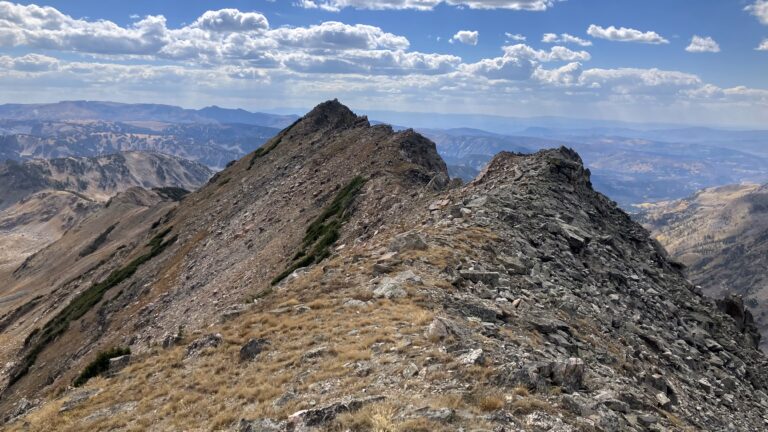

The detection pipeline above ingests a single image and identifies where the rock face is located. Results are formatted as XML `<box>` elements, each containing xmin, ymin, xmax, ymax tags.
<box><xmin>2</xmin><ymin>101</ymin><xmax>768</xmax><ymax>431</ymax></box>
<box><xmin>638</xmin><ymin>183</ymin><xmax>768</xmax><ymax>350</ymax></box>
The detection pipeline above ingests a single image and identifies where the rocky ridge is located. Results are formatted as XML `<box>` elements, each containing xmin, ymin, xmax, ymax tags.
<box><xmin>1</xmin><ymin>101</ymin><xmax>767</xmax><ymax>431</ymax></box>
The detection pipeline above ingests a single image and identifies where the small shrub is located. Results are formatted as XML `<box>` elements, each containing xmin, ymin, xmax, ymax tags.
<box><xmin>271</xmin><ymin>176</ymin><xmax>365</xmax><ymax>285</ymax></box>
<box><xmin>73</xmin><ymin>347</ymin><xmax>130</xmax><ymax>387</ymax></box>
<box><xmin>79</xmin><ymin>224</ymin><xmax>117</xmax><ymax>257</ymax></box>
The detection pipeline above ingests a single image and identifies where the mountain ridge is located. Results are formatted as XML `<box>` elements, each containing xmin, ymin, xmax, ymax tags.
<box><xmin>1</xmin><ymin>101</ymin><xmax>767</xmax><ymax>431</ymax></box>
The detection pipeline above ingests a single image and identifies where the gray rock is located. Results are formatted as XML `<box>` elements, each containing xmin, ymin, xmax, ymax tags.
<box><xmin>286</xmin><ymin>395</ymin><xmax>385</xmax><ymax>429</ymax></box>
<box><xmin>388</xmin><ymin>232</ymin><xmax>428</xmax><ymax>253</ymax></box>
<box><xmin>551</xmin><ymin>358</ymin><xmax>585</xmax><ymax>393</ymax></box>
<box><xmin>185</xmin><ymin>333</ymin><xmax>223</xmax><ymax>358</ymax></box>
<box><xmin>426</xmin><ymin>318</ymin><xmax>449</xmax><ymax>341</ymax></box>
<box><xmin>240</xmin><ymin>338</ymin><xmax>269</xmax><ymax>362</ymax></box>
<box><xmin>459</xmin><ymin>349</ymin><xmax>484</xmax><ymax>365</ymax></box>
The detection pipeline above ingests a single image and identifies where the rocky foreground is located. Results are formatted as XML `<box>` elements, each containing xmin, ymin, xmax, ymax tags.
<box><xmin>2</xmin><ymin>101</ymin><xmax>767</xmax><ymax>431</ymax></box>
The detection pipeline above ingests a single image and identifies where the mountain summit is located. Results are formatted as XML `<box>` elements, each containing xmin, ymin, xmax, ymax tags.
<box><xmin>2</xmin><ymin>102</ymin><xmax>768</xmax><ymax>431</ymax></box>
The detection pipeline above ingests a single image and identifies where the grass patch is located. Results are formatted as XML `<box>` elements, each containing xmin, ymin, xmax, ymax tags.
<box><xmin>73</xmin><ymin>347</ymin><xmax>130</xmax><ymax>387</ymax></box>
<box><xmin>79</xmin><ymin>224</ymin><xmax>117</xmax><ymax>257</ymax></box>
<box><xmin>153</xmin><ymin>187</ymin><xmax>190</xmax><ymax>202</ymax></box>
<box><xmin>271</xmin><ymin>176</ymin><xmax>366</xmax><ymax>285</ymax></box>
<box><xmin>8</xmin><ymin>227</ymin><xmax>177</xmax><ymax>386</ymax></box>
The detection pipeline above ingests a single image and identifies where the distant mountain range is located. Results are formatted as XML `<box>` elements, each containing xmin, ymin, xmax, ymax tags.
<box><xmin>0</xmin><ymin>119</ymin><xmax>280</xmax><ymax>169</ymax></box>
<box><xmin>0</xmin><ymin>101</ymin><xmax>298</xmax><ymax>129</ymax></box>
<box><xmin>0</xmin><ymin>152</ymin><xmax>212</xmax><ymax>276</ymax></box>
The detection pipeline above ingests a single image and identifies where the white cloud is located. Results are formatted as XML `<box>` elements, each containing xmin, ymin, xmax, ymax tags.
<box><xmin>269</xmin><ymin>22</ymin><xmax>409</xmax><ymax>50</ymax></box>
<box><xmin>450</xmin><ymin>30</ymin><xmax>478</xmax><ymax>46</ymax></box>
<box><xmin>296</xmin><ymin>0</ymin><xmax>560</xmax><ymax>11</ymax></box>
<box><xmin>587</xmin><ymin>25</ymin><xmax>669</xmax><ymax>44</ymax></box>
<box><xmin>685</xmin><ymin>35</ymin><xmax>720</xmax><ymax>53</ymax></box>
<box><xmin>461</xmin><ymin>44</ymin><xmax>589</xmax><ymax>80</ymax></box>
<box><xmin>190</xmin><ymin>8</ymin><xmax>269</xmax><ymax>32</ymax></box>
<box><xmin>757</xmin><ymin>39</ymin><xmax>768</xmax><ymax>51</ymax></box>
<box><xmin>542</xmin><ymin>32</ymin><xmax>592</xmax><ymax>46</ymax></box>
<box><xmin>745</xmin><ymin>1</ymin><xmax>768</xmax><ymax>25</ymax></box>
<box><xmin>0</xmin><ymin>53</ymin><xmax>59</xmax><ymax>71</ymax></box>
<box><xmin>505</xmin><ymin>33</ymin><xmax>526</xmax><ymax>42</ymax></box>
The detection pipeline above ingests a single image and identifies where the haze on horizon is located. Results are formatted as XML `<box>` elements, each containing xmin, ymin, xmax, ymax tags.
<box><xmin>0</xmin><ymin>0</ymin><xmax>767</xmax><ymax>128</ymax></box>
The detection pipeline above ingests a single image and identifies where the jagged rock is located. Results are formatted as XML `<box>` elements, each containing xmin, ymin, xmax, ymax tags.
<box><xmin>459</xmin><ymin>349</ymin><xmax>484</xmax><ymax>365</ymax></box>
<box><xmin>717</xmin><ymin>294</ymin><xmax>761</xmax><ymax>349</ymax></box>
<box><xmin>459</xmin><ymin>270</ymin><xmax>501</xmax><ymax>286</ymax></box>
<box><xmin>551</xmin><ymin>358</ymin><xmax>585</xmax><ymax>393</ymax></box>
<box><xmin>185</xmin><ymin>333</ymin><xmax>222</xmax><ymax>358</ymax></box>
<box><xmin>240</xmin><ymin>338</ymin><xmax>269</xmax><ymax>362</ymax></box>
<box><xmin>426</xmin><ymin>318</ymin><xmax>449</xmax><ymax>341</ymax></box>
<box><xmin>388</xmin><ymin>231</ymin><xmax>428</xmax><ymax>253</ymax></box>
<box><xmin>372</xmin><ymin>270</ymin><xmax>421</xmax><ymax>299</ymax></box>
<box><xmin>286</xmin><ymin>395</ymin><xmax>385</xmax><ymax>430</ymax></box>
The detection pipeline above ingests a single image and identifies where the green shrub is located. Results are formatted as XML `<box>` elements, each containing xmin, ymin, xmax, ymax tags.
<box><xmin>271</xmin><ymin>176</ymin><xmax>365</xmax><ymax>285</ymax></box>
<box><xmin>79</xmin><ymin>224</ymin><xmax>117</xmax><ymax>257</ymax></box>
<box><xmin>9</xmin><ymin>228</ymin><xmax>176</xmax><ymax>386</ymax></box>
<box><xmin>73</xmin><ymin>347</ymin><xmax>130</xmax><ymax>387</ymax></box>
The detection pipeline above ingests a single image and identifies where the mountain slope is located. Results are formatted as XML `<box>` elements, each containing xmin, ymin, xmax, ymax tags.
<box><xmin>0</xmin><ymin>100</ymin><xmax>449</xmax><ymax>415</ymax></box>
<box><xmin>2</xmin><ymin>102</ymin><xmax>767</xmax><ymax>431</ymax></box>
<box><xmin>0</xmin><ymin>152</ymin><xmax>212</xmax><ymax>277</ymax></box>
<box><xmin>638</xmin><ymin>183</ymin><xmax>768</xmax><ymax>350</ymax></box>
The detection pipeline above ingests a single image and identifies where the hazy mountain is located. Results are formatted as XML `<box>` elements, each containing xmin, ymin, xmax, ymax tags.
<box><xmin>638</xmin><ymin>183</ymin><xmax>768</xmax><ymax>350</ymax></box>
<box><xmin>0</xmin><ymin>101</ymin><xmax>298</xmax><ymax>128</ymax></box>
<box><xmin>0</xmin><ymin>152</ymin><xmax>212</xmax><ymax>276</ymax></box>
<box><xmin>0</xmin><ymin>119</ymin><xmax>280</xmax><ymax>169</ymax></box>
<box><xmin>2</xmin><ymin>102</ymin><xmax>766</xmax><ymax>431</ymax></box>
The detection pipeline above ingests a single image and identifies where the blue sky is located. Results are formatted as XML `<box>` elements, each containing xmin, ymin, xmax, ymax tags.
<box><xmin>1</xmin><ymin>0</ymin><xmax>767</xmax><ymax>127</ymax></box>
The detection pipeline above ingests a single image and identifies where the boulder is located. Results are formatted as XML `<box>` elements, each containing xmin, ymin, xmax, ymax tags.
<box><xmin>240</xmin><ymin>338</ymin><xmax>269</xmax><ymax>362</ymax></box>
<box><xmin>185</xmin><ymin>333</ymin><xmax>223</xmax><ymax>358</ymax></box>
<box><xmin>388</xmin><ymin>232</ymin><xmax>428</xmax><ymax>253</ymax></box>
<box><xmin>286</xmin><ymin>395</ymin><xmax>385</xmax><ymax>430</ymax></box>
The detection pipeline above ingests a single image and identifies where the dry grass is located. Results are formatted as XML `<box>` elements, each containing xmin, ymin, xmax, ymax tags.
<box><xmin>511</xmin><ymin>397</ymin><xmax>556</xmax><ymax>415</ymax></box>
<box><xmin>476</xmin><ymin>393</ymin><xmax>506</xmax><ymax>412</ymax></box>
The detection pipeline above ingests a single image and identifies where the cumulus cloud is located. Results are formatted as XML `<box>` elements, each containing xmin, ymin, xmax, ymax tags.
<box><xmin>461</xmin><ymin>44</ymin><xmax>590</xmax><ymax>80</ymax></box>
<box><xmin>587</xmin><ymin>25</ymin><xmax>668</xmax><ymax>44</ymax></box>
<box><xmin>297</xmin><ymin>0</ymin><xmax>560</xmax><ymax>11</ymax></box>
<box><xmin>685</xmin><ymin>35</ymin><xmax>720</xmax><ymax>53</ymax></box>
<box><xmin>757</xmin><ymin>39</ymin><xmax>768</xmax><ymax>51</ymax></box>
<box><xmin>450</xmin><ymin>30</ymin><xmax>478</xmax><ymax>46</ymax></box>
<box><xmin>542</xmin><ymin>32</ymin><xmax>592</xmax><ymax>46</ymax></box>
<box><xmin>0</xmin><ymin>53</ymin><xmax>59</xmax><ymax>71</ymax></box>
<box><xmin>745</xmin><ymin>0</ymin><xmax>768</xmax><ymax>25</ymax></box>
<box><xmin>190</xmin><ymin>8</ymin><xmax>269</xmax><ymax>32</ymax></box>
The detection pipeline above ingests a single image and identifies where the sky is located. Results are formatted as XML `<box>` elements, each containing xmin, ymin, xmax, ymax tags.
<box><xmin>0</xmin><ymin>0</ymin><xmax>767</xmax><ymax>127</ymax></box>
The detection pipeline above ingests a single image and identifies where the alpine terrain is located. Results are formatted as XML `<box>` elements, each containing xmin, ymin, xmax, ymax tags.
<box><xmin>639</xmin><ymin>183</ymin><xmax>768</xmax><ymax>351</ymax></box>
<box><xmin>0</xmin><ymin>101</ymin><xmax>766</xmax><ymax>432</ymax></box>
<box><xmin>0</xmin><ymin>152</ymin><xmax>213</xmax><ymax>277</ymax></box>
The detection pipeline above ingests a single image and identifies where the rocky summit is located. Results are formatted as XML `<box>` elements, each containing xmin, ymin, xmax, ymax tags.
<box><xmin>1</xmin><ymin>101</ymin><xmax>767</xmax><ymax>431</ymax></box>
